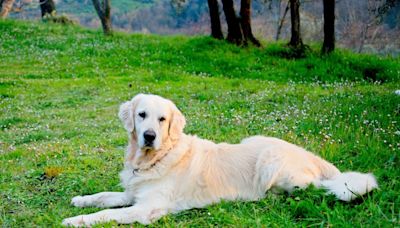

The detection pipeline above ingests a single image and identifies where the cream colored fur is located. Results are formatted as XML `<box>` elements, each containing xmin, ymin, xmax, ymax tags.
<box><xmin>62</xmin><ymin>94</ymin><xmax>378</xmax><ymax>227</ymax></box>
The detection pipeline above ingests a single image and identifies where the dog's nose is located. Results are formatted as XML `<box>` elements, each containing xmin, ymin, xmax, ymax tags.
<box><xmin>143</xmin><ymin>130</ymin><xmax>156</xmax><ymax>143</ymax></box>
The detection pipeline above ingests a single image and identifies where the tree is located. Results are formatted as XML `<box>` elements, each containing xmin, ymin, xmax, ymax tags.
<box><xmin>240</xmin><ymin>0</ymin><xmax>261</xmax><ymax>46</ymax></box>
<box><xmin>358</xmin><ymin>0</ymin><xmax>398</xmax><ymax>53</ymax></box>
<box><xmin>220</xmin><ymin>0</ymin><xmax>260</xmax><ymax>46</ymax></box>
<box><xmin>207</xmin><ymin>0</ymin><xmax>223</xmax><ymax>39</ymax></box>
<box><xmin>39</xmin><ymin>0</ymin><xmax>55</xmax><ymax>17</ymax></box>
<box><xmin>221</xmin><ymin>0</ymin><xmax>242</xmax><ymax>45</ymax></box>
<box><xmin>288</xmin><ymin>0</ymin><xmax>302</xmax><ymax>47</ymax></box>
<box><xmin>276</xmin><ymin>0</ymin><xmax>290</xmax><ymax>41</ymax></box>
<box><xmin>358</xmin><ymin>0</ymin><xmax>383</xmax><ymax>53</ymax></box>
<box><xmin>322</xmin><ymin>0</ymin><xmax>335</xmax><ymax>54</ymax></box>
<box><xmin>92</xmin><ymin>0</ymin><xmax>112</xmax><ymax>35</ymax></box>
<box><xmin>377</xmin><ymin>0</ymin><xmax>398</xmax><ymax>19</ymax></box>
<box><xmin>0</xmin><ymin>0</ymin><xmax>15</xmax><ymax>18</ymax></box>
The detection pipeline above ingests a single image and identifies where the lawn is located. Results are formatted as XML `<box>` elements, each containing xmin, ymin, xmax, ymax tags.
<box><xmin>0</xmin><ymin>20</ymin><xmax>399</xmax><ymax>227</ymax></box>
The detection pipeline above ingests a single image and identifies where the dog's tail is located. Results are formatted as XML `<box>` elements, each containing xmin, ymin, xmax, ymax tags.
<box><xmin>315</xmin><ymin>157</ymin><xmax>378</xmax><ymax>201</ymax></box>
<box><xmin>320</xmin><ymin>170</ymin><xmax>378</xmax><ymax>201</ymax></box>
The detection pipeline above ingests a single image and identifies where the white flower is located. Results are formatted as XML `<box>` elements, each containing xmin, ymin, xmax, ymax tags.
<box><xmin>395</xmin><ymin>90</ymin><xmax>400</xmax><ymax>95</ymax></box>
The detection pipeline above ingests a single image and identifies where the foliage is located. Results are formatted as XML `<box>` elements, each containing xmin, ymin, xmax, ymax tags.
<box><xmin>0</xmin><ymin>20</ymin><xmax>399</xmax><ymax>227</ymax></box>
<box><xmin>7</xmin><ymin>0</ymin><xmax>400</xmax><ymax>55</ymax></box>
<box><xmin>42</xmin><ymin>13</ymin><xmax>76</xmax><ymax>25</ymax></box>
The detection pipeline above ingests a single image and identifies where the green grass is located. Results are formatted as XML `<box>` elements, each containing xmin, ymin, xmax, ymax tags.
<box><xmin>0</xmin><ymin>20</ymin><xmax>399</xmax><ymax>227</ymax></box>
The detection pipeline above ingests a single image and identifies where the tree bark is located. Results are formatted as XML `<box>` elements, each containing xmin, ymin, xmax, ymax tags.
<box><xmin>288</xmin><ymin>0</ymin><xmax>302</xmax><ymax>47</ymax></box>
<box><xmin>92</xmin><ymin>0</ymin><xmax>112</xmax><ymax>35</ymax></box>
<box><xmin>221</xmin><ymin>0</ymin><xmax>242</xmax><ymax>45</ymax></box>
<box><xmin>240</xmin><ymin>0</ymin><xmax>261</xmax><ymax>46</ymax></box>
<box><xmin>276</xmin><ymin>0</ymin><xmax>289</xmax><ymax>40</ymax></box>
<box><xmin>39</xmin><ymin>0</ymin><xmax>56</xmax><ymax>17</ymax></box>
<box><xmin>322</xmin><ymin>0</ymin><xmax>335</xmax><ymax>54</ymax></box>
<box><xmin>0</xmin><ymin>0</ymin><xmax>15</xmax><ymax>19</ymax></box>
<box><xmin>207</xmin><ymin>0</ymin><xmax>223</xmax><ymax>39</ymax></box>
<box><xmin>358</xmin><ymin>22</ymin><xmax>369</xmax><ymax>53</ymax></box>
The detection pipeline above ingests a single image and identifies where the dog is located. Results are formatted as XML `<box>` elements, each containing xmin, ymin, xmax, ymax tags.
<box><xmin>62</xmin><ymin>94</ymin><xmax>378</xmax><ymax>226</ymax></box>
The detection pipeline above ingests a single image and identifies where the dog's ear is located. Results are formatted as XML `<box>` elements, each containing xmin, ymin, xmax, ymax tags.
<box><xmin>119</xmin><ymin>101</ymin><xmax>134</xmax><ymax>133</ymax></box>
<box><xmin>168</xmin><ymin>100</ymin><xmax>186</xmax><ymax>141</ymax></box>
<box><xmin>118</xmin><ymin>94</ymin><xmax>144</xmax><ymax>133</ymax></box>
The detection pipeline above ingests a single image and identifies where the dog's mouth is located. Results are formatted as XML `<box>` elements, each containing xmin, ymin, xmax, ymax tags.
<box><xmin>140</xmin><ymin>138</ymin><xmax>161</xmax><ymax>153</ymax></box>
<box><xmin>141</xmin><ymin>146</ymin><xmax>155</xmax><ymax>154</ymax></box>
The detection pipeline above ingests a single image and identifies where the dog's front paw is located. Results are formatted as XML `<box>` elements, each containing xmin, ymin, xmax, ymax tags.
<box><xmin>62</xmin><ymin>215</ymin><xmax>86</xmax><ymax>227</ymax></box>
<box><xmin>71</xmin><ymin>196</ymin><xmax>89</xmax><ymax>207</ymax></box>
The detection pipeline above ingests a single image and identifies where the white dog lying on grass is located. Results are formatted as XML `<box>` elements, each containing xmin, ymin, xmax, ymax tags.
<box><xmin>62</xmin><ymin>94</ymin><xmax>378</xmax><ymax>226</ymax></box>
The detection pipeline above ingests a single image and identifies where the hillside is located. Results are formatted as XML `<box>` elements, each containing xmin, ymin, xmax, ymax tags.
<box><xmin>8</xmin><ymin>0</ymin><xmax>400</xmax><ymax>56</ymax></box>
<box><xmin>0</xmin><ymin>20</ymin><xmax>399</xmax><ymax>227</ymax></box>
<box><xmin>1</xmin><ymin>20</ymin><xmax>399</xmax><ymax>82</ymax></box>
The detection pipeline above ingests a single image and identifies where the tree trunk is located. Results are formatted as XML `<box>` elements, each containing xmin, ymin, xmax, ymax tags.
<box><xmin>39</xmin><ymin>0</ymin><xmax>56</xmax><ymax>17</ymax></box>
<box><xmin>221</xmin><ymin>0</ymin><xmax>242</xmax><ymax>45</ymax></box>
<box><xmin>288</xmin><ymin>0</ymin><xmax>302</xmax><ymax>47</ymax></box>
<box><xmin>276</xmin><ymin>0</ymin><xmax>289</xmax><ymax>40</ymax></box>
<box><xmin>100</xmin><ymin>14</ymin><xmax>112</xmax><ymax>35</ymax></box>
<box><xmin>358</xmin><ymin>23</ymin><xmax>369</xmax><ymax>53</ymax></box>
<box><xmin>207</xmin><ymin>0</ymin><xmax>223</xmax><ymax>39</ymax></box>
<box><xmin>92</xmin><ymin>0</ymin><xmax>112</xmax><ymax>35</ymax></box>
<box><xmin>322</xmin><ymin>0</ymin><xmax>335</xmax><ymax>54</ymax></box>
<box><xmin>240</xmin><ymin>0</ymin><xmax>261</xmax><ymax>47</ymax></box>
<box><xmin>0</xmin><ymin>0</ymin><xmax>14</xmax><ymax>18</ymax></box>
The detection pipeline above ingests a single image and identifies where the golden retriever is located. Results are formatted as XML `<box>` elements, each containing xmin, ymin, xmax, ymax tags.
<box><xmin>62</xmin><ymin>94</ymin><xmax>378</xmax><ymax>226</ymax></box>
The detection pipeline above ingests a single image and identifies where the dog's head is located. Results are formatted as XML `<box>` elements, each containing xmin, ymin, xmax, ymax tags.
<box><xmin>119</xmin><ymin>94</ymin><xmax>186</xmax><ymax>152</ymax></box>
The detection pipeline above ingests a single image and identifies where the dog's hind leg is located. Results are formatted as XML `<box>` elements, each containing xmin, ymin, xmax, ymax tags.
<box><xmin>255</xmin><ymin>149</ymin><xmax>320</xmax><ymax>195</ymax></box>
<box><xmin>71</xmin><ymin>192</ymin><xmax>133</xmax><ymax>208</ymax></box>
<box><xmin>253</xmin><ymin>149</ymin><xmax>286</xmax><ymax>196</ymax></box>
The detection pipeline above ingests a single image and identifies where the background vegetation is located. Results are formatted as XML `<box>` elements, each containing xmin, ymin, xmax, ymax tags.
<box><xmin>0</xmin><ymin>20</ymin><xmax>399</xmax><ymax>227</ymax></box>
<box><xmin>5</xmin><ymin>0</ymin><xmax>400</xmax><ymax>55</ymax></box>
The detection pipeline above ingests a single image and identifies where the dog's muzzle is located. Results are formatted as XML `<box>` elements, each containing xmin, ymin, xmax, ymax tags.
<box><xmin>143</xmin><ymin>129</ymin><xmax>156</xmax><ymax>147</ymax></box>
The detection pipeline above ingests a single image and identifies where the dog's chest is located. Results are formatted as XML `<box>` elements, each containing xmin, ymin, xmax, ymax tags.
<box><xmin>120</xmin><ymin>165</ymin><xmax>177</xmax><ymax>198</ymax></box>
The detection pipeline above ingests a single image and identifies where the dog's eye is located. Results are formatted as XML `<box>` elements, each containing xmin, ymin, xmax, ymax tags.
<box><xmin>138</xmin><ymin>112</ymin><xmax>146</xmax><ymax>119</ymax></box>
<box><xmin>159</xmin><ymin>117</ymin><xmax>165</xmax><ymax>122</ymax></box>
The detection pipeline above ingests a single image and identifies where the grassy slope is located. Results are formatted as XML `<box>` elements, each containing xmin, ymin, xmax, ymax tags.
<box><xmin>0</xmin><ymin>20</ymin><xmax>399</xmax><ymax>227</ymax></box>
